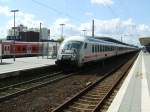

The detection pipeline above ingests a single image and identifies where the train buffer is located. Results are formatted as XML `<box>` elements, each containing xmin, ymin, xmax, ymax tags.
<box><xmin>107</xmin><ymin>51</ymin><xmax>150</xmax><ymax>112</ymax></box>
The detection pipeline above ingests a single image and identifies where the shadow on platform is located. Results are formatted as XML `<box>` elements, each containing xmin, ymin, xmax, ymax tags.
<box><xmin>0</xmin><ymin>62</ymin><xmax>12</xmax><ymax>65</ymax></box>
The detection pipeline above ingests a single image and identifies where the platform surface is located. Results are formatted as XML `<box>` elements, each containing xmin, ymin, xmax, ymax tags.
<box><xmin>0</xmin><ymin>57</ymin><xmax>56</xmax><ymax>74</ymax></box>
<box><xmin>107</xmin><ymin>51</ymin><xmax>150</xmax><ymax>112</ymax></box>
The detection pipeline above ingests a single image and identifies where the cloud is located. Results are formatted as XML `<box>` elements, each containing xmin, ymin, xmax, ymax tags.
<box><xmin>0</xmin><ymin>5</ymin><xmax>43</xmax><ymax>38</ymax></box>
<box><xmin>85</xmin><ymin>12</ymin><xmax>93</xmax><ymax>17</ymax></box>
<box><xmin>0</xmin><ymin>5</ymin><xmax>11</xmax><ymax>16</ymax></box>
<box><xmin>7</xmin><ymin>11</ymin><xmax>43</xmax><ymax>28</ymax></box>
<box><xmin>50</xmin><ymin>18</ymin><xmax>150</xmax><ymax>46</ymax></box>
<box><xmin>0</xmin><ymin>27</ymin><xmax>7</xmax><ymax>39</ymax></box>
<box><xmin>50</xmin><ymin>18</ymin><xmax>80</xmax><ymax>38</ymax></box>
<box><xmin>0</xmin><ymin>0</ymin><xmax>13</xmax><ymax>2</ymax></box>
<box><xmin>91</xmin><ymin>0</ymin><xmax>114</xmax><ymax>6</ymax></box>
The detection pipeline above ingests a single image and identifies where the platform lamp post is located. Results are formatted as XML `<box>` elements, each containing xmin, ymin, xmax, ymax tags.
<box><xmin>59</xmin><ymin>23</ymin><xmax>65</xmax><ymax>56</ymax></box>
<box><xmin>38</xmin><ymin>22</ymin><xmax>42</xmax><ymax>58</ymax></box>
<box><xmin>82</xmin><ymin>29</ymin><xmax>87</xmax><ymax>37</ymax></box>
<box><xmin>60</xmin><ymin>23</ymin><xmax>65</xmax><ymax>39</ymax></box>
<box><xmin>0</xmin><ymin>40</ymin><xmax>2</xmax><ymax>63</ymax></box>
<box><xmin>11</xmin><ymin>9</ymin><xmax>19</xmax><ymax>62</ymax></box>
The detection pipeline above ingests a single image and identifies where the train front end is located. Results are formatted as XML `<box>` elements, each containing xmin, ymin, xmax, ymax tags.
<box><xmin>55</xmin><ymin>40</ymin><xmax>83</xmax><ymax>68</ymax></box>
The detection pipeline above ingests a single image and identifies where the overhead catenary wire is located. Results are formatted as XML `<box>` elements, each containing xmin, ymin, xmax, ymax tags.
<box><xmin>31</xmin><ymin>0</ymin><xmax>81</xmax><ymax>22</ymax></box>
<box><xmin>102</xmin><ymin>1</ymin><xmax>118</xmax><ymax>18</ymax></box>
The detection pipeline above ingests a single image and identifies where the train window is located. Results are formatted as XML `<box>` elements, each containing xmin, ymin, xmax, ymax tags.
<box><xmin>103</xmin><ymin>46</ymin><xmax>105</xmax><ymax>51</ymax></box>
<box><xmin>96</xmin><ymin>45</ymin><xmax>98</xmax><ymax>52</ymax></box>
<box><xmin>17</xmin><ymin>47</ymin><xmax>21</xmax><ymax>51</ymax></box>
<box><xmin>84</xmin><ymin>43</ymin><xmax>87</xmax><ymax>49</ymax></box>
<box><xmin>7</xmin><ymin>46</ymin><xmax>9</xmax><ymax>50</ymax></box>
<box><xmin>23</xmin><ymin>47</ymin><xmax>26</xmax><ymax>51</ymax></box>
<box><xmin>105</xmin><ymin>46</ymin><xmax>107</xmax><ymax>51</ymax></box>
<box><xmin>95</xmin><ymin>45</ymin><xmax>96</xmax><ymax>52</ymax></box>
<box><xmin>92</xmin><ymin>45</ymin><xmax>94</xmax><ymax>53</ymax></box>
<box><xmin>102</xmin><ymin>46</ymin><xmax>104</xmax><ymax>52</ymax></box>
<box><xmin>100</xmin><ymin>45</ymin><xmax>102</xmax><ymax>52</ymax></box>
<box><xmin>106</xmin><ymin>46</ymin><xmax>108</xmax><ymax>51</ymax></box>
<box><xmin>103</xmin><ymin>46</ymin><xmax>106</xmax><ymax>51</ymax></box>
<box><xmin>99</xmin><ymin>45</ymin><xmax>101</xmax><ymax>52</ymax></box>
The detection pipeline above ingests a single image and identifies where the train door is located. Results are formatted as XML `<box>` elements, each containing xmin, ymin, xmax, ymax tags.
<box><xmin>27</xmin><ymin>45</ymin><xmax>32</xmax><ymax>54</ymax></box>
<box><xmin>3</xmin><ymin>45</ymin><xmax>10</xmax><ymax>56</ymax></box>
<box><xmin>115</xmin><ymin>46</ymin><xmax>118</xmax><ymax>55</ymax></box>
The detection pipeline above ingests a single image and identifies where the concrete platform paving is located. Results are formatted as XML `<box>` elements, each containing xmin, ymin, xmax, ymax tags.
<box><xmin>0</xmin><ymin>57</ymin><xmax>56</xmax><ymax>75</ymax></box>
<box><xmin>107</xmin><ymin>51</ymin><xmax>150</xmax><ymax>112</ymax></box>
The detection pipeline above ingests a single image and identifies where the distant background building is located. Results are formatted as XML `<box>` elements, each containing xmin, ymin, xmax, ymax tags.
<box><xmin>28</xmin><ymin>27</ymin><xmax>50</xmax><ymax>41</ymax></box>
<box><xmin>7</xmin><ymin>24</ymin><xmax>50</xmax><ymax>42</ymax></box>
<box><xmin>7</xmin><ymin>24</ymin><xmax>27</xmax><ymax>40</ymax></box>
<box><xmin>19</xmin><ymin>31</ymin><xmax>39</xmax><ymax>42</ymax></box>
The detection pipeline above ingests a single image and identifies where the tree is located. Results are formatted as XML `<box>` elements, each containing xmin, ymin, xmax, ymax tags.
<box><xmin>57</xmin><ymin>36</ymin><xmax>64</xmax><ymax>43</ymax></box>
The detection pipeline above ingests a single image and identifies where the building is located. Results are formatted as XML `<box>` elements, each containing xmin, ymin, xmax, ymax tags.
<box><xmin>7</xmin><ymin>25</ymin><xmax>50</xmax><ymax>42</ymax></box>
<box><xmin>139</xmin><ymin>37</ymin><xmax>150</xmax><ymax>52</ymax></box>
<box><xmin>19</xmin><ymin>31</ymin><xmax>39</xmax><ymax>42</ymax></box>
<box><xmin>7</xmin><ymin>24</ymin><xmax>28</xmax><ymax>40</ymax></box>
<box><xmin>28</xmin><ymin>27</ymin><xmax>50</xmax><ymax>41</ymax></box>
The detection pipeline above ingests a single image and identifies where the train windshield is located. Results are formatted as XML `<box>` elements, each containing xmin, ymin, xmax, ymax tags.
<box><xmin>63</xmin><ymin>41</ymin><xmax>83</xmax><ymax>50</ymax></box>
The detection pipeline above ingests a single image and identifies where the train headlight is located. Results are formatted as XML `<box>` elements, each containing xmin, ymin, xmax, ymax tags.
<box><xmin>57</xmin><ymin>55</ymin><xmax>62</xmax><ymax>60</ymax></box>
<box><xmin>71</xmin><ymin>54</ymin><xmax>76</xmax><ymax>60</ymax></box>
<box><xmin>61</xmin><ymin>49</ymin><xmax>65</xmax><ymax>53</ymax></box>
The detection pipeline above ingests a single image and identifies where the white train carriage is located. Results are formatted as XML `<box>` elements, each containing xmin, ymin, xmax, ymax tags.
<box><xmin>56</xmin><ymin>36</ymin><xmax>137</xmax><ymax>67</ymax></box>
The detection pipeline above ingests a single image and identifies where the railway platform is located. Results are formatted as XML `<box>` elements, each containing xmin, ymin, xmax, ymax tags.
<box><xmin>0</xmin><ymin>57</ymin><xmax>56</xmax><ymax>79</ymax></box>
<box><xmin>107</xmin><ymin>51</ymin><xmax>150</xmax><ymax>112</ymax></box>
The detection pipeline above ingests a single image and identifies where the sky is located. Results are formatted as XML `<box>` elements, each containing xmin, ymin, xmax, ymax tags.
<box><xmin>0</xmin><ymin>0</ymin><xmax>150</xmax><ymax>46</ymax></box>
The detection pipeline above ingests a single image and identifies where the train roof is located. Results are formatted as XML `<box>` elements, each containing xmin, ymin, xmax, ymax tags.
<box><xmin>1</xmin><ymin>40</ymin><xmax>40</xmax><ymax>44</ymax></box>
<box><xmin>139</xmin><ymin>37</ymin><xmax>150</xmax><ymax>46</ymax></box>
<box><xmin>63</xmin><ymin>36</ymin><xmax>134</xmax><ymax>48</ymax></box>
<box><xmin>94</xmin><ymin>36</ymin><xmax>138</xmax><ymax>48</ymax></box>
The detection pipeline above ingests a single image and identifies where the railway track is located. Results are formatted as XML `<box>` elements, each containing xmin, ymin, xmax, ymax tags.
<box><xmin>52</xmin><ymin>54</ymin><xmax>137</xmax><ymax>112</ymax></box>
<box><xmin>0</xmin><ymin>71</ymin><xmax>77</xmax><ymax>103</ymax></box>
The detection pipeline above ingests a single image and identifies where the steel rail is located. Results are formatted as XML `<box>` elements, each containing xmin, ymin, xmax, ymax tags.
<box><xmin>0</xmin><ymin>71</ymin><xmax>62</xmax><ymax>92</ymax></box>
<box><xmin>52</xmin><ymin>54</ymin><xmax>137</xmax><ymax>112</ymax></box>
<box><xmin>0</xmin><ymin>72</ymin><xmax>77</xmax><ymax>103</ymax></box>
<box><xmin>92</xmin><ymin>54</ymin><xmax>137</xmax><ymax>112</ymax></box>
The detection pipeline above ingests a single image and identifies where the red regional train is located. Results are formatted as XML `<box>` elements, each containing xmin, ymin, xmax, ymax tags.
<box><xmin>0</xmin><ymin>41</ymin><xmax>42</xmax><ymax>58</ymax></box>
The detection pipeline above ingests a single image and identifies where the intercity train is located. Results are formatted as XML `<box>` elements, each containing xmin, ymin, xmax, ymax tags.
<box><xmin>56</xmin><ymin>36</ymin><xmax>138</xmax><ymax>67</ymax></box>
